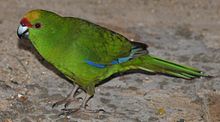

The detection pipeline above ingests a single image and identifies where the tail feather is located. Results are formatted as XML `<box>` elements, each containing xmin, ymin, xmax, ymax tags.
<box><xmin>137</xmin><ymin>55</ymin><xmax>208</xmax><ymax>79</ymax></box>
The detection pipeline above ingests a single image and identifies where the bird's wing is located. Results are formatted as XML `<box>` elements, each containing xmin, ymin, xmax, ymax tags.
<box><xmin>71</xmin><ymin>19</ymin><xmax>148</xmax><ymax>68</ymax></box>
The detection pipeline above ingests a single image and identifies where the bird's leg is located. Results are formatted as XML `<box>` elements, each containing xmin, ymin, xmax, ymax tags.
<box><xmin>52</xmin><ymin>84</ymin><xmax>80</xmax><ymax>108</ymax></box>
<box><xmin>81</xmin><ymin>94</ymin><xmax>92</xmax><ymax>109</ymax></box>
<box><xmin>60</xmin><ymin>94</ymin><xmax>105</xmax><ymax>116</ymax></box>
<box><xmin>78</xmin><ymin>94</ymin><xmax>105</xmax><ymax>113</ymax></box>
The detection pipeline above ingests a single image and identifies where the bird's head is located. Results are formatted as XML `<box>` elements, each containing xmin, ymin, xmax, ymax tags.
<box><xmin>17</xmin><ymin>9</ymin><xmax>60</xmax><ymax>40</ymax></box>
<box><xmin>17</xmin><ymin>10</ymin><xmax>43</xmax><ymax>39</ymax></box>
<box><xmin>17</xmin><ymin>10</ymin><xmax>63</xmax><ymax>59</ymax></box>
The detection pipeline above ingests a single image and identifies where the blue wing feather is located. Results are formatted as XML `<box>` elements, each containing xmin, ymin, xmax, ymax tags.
<box><xmin>84</xmin><ymin>59</ymin><xmax>106</xmax><ymax>68</ymax></box>
<box><xmin>85</xmin><ymin>45</ymin><xmax>147</xmax><ymax>68</ymax></box>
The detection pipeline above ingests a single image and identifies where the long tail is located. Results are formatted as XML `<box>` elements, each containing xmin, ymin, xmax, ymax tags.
<box><xmin>136</xmin><ymin>55</ymin><xmax>209</xmax><ymax>79</ymax></box>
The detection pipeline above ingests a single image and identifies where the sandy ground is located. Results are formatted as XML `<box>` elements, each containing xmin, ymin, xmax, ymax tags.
<box><xmin>0</xmin><ymin>0</ymin><xmax>220</xmax><ymax>121</ymax></box>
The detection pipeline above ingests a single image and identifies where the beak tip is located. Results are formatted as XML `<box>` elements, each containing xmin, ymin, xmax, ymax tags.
<box><xmin>17</xmin><ymin>31</ymin><xmax>22</xmax><ymax>39</ymax></box>
<box><xmin>17</xmin><ymin>24</ymin><xmax>28</xmax><ymax>39</ymax></box>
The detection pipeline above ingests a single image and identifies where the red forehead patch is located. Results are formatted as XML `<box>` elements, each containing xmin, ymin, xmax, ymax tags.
<box><xmin>20</xmin><ymin>18</ymin><xmax>33</xmax><ymax>27</ymax></box>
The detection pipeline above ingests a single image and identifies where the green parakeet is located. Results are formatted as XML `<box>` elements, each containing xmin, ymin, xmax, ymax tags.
<box><xmin>17</xmin><ymin>9</ymin><xmax>209</xmax><ymax>112</ymax></box>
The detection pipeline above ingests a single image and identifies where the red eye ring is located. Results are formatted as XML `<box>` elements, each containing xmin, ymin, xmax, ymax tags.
<box><xmin>35</xmin><ymin>23</ymin><xmax>41</xmax><ymax>28</ymax></box>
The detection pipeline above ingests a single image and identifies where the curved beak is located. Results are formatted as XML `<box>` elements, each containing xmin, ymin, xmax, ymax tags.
<box><xmin>17</xmin><ymin>24</ymin><xmax>29</xmax><ymax>39</ymax></box>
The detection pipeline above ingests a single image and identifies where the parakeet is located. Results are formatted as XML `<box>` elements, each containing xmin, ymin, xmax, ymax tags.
<box><xmin>17</xmin><ymin>9</ymin><xmax>209</xmax><ymax>112</ymax></box>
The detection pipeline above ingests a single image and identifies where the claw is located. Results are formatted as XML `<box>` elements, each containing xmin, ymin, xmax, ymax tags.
<box><xmin>64</xmin><ymin>102</ymin><xmax>70</xmax><ymax>108</ymax></box>
<box><xmin>77</xmin><ymin>97</ymin><xmax>83</xmax><ymax>101</ymax></box>
<box><xmin>98</xmin><ymin>108</ymin><xmax>106</xmax><ymax>113</ymax></box>
<box><xmin>52</xmin><ymin>102</ymin><xmax>58</xmax><ymax>108</ymax></box>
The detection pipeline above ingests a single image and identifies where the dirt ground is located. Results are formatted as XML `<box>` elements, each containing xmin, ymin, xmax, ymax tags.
<box><xmin>0</xmin><ymin>0</ymin><xmax>220</xmax><ymax>122</ymax></box>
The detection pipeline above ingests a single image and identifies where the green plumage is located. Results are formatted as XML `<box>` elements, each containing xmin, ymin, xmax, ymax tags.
<box><xmin>19</xmin><ymin>10</ymin><xmax>208</xmax><ymax>96</ymax></box>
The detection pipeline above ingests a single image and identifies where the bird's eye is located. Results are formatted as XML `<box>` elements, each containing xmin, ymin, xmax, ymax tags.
<box><xmin>35</xmin><ymin>23</ymin><xmax>41</xmax><ymax>29</ymax></box>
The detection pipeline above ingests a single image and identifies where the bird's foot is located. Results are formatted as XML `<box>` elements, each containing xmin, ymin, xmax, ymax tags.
<box><xmin>52</xmin><ymin>97</ymin><xmax>82</xmax><ymax>108</ymax></box>
<box><xmin>52</xmin><ymin>85</ymin><xmax>80</xmax><ymax>108</ymax></box>
<box><xmin>58</xmin><ymin>108</ymin><xmax>79</xmax><ymax>117</ymax></box>
<box><xmin>59</xmin><ymin>107</ymin><xmax>105</xmax><ymax>116</ymax></box>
